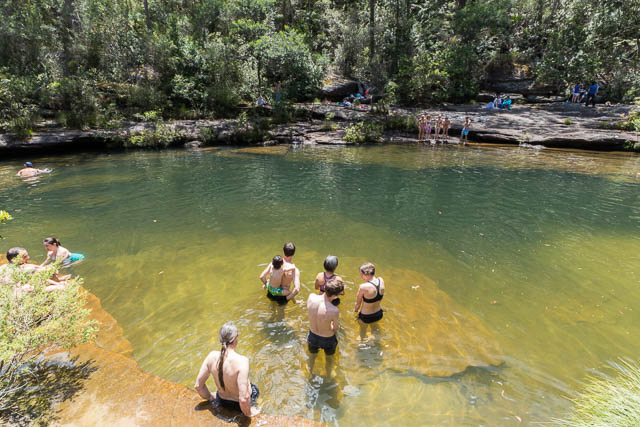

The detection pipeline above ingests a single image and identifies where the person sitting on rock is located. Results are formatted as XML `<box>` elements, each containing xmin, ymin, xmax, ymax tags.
<box><xmin>195</xmin><ymin>321</ymin><xmax>260</xmax><ymax>417</ymax></box>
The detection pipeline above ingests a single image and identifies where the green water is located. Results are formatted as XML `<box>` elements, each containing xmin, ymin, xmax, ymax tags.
<box><xmin>2</xmin><ymin>145</ymin><xmax>640</xmax><ymax>425</ymax></box>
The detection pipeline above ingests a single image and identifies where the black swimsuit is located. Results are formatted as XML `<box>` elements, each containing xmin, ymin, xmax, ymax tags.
<box><xmin>320</xmin><ymin>272</ymin><xmax>340</xmax><ymax>306</ymax></box>
<box><xmin>359</xmin><ymin>278</ymin><xmax>384</xmax><ymax>323</ymax></box>
<box><xmin>215</xmin><ymin>383</ymin><xmax>260</xmax><ymax>412</ymax></box>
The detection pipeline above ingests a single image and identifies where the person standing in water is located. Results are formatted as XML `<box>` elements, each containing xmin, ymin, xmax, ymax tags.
<box><xmin>17</xmin><ymin>162</ymin><xmax>45</xmax><ymax>178</ymax></box>
<box><xmin>307</xmin><ymin>277</ymin><xmax>344</xmax><ymax>374</ymax></box>
<box><xmin>314</xmin><ymin>255</ymin><xmax>343</xmax><ymax>306</ymax></box>
<box><xmin>259</xmin><ymin>255</ymin><xmax>290</xmax><ymax>298</ymax></box>
<box><xmin>354</xmin><ymin>262</ymin><xmax>385</xmax><ymax>341</ymax></box>
<box><xmin>265</xmin><ymin>242</ymin><xmax>300</xmax><ymax>305</ymax></box>
<box><xmin>195</xmin><ymin>322</ymin><xmax>260</xmax><ymax>417</ymax></box>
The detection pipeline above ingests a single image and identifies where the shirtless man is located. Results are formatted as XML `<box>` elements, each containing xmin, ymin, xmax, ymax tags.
<box><xmin>17</xmin><ymin>162</ymin><xmax>45</xmax><ymax>178</ymax></box>
<box><xmin>194</xmin><ymin>322</ymin><xmax>260</xmax><ymax>417</ymax></box>
<box><xmin>265</xmin><ymin>242</ymin><xmax>300</xmax><ymax>305</ymax></box>
<box><xmin>307</xmin><ymin>277</ymin><xmax>344</xmax><ymax>374</ymax></box>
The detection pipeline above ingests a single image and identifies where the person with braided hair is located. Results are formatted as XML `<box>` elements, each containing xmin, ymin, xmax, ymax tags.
<box><xmin>194</xmin><ymin>322</ymin><xmax>260</xmax><ymax>417</ymax></box>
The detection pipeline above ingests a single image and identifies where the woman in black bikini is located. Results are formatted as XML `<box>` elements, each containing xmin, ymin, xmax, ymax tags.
<box><xmin>354</xmin><ymin>262</ymin><xmax>385</xmax><ymax>340</ymax></box>
<box><xmin>314</xmin><ymin>255</ymin><xmax>343</xmax><ymax>305</ymax></box>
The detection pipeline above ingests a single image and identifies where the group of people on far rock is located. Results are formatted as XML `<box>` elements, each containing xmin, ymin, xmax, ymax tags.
<box><xmin>417</xmin><ymin>114</ymin><xmax>472</xmax><ymax>144</ymax></box>
<box><xmin>194</xmin><ymin>242</ymin><xmax>385</xmax><ymax>418</ymax></box>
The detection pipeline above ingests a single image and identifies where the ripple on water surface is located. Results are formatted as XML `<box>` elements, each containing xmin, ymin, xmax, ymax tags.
<box><xmin>1</xmin><ymin>145</ymin><xmax>640</xmax><ymax>425</ymax></box>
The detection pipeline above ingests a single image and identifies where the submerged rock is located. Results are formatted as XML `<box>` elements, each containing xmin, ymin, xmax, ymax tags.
<box><xmin>51</xmin><ymin>292</ymin><xmax>324</xmax><ymax>426</ymax></box>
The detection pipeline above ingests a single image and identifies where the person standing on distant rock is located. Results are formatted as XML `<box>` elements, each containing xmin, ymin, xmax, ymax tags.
<box><xmin>417</xmin><ymin>115</ymin><xmax>425</xmax><ymax>143</ymax></box>
<box><xmin>442</xmin><ymin>116</ymin><xmax>451</xmax><ymax>141</ymax></box>
<box><xmin>195</xmin><ymin>321</ymin><xmax>260</xmax><ymax>417</ymax></box>
<box><xmin>585</xmin><ymin>81</ymin><xmax>599</xmax><ymax>108</ymax></box>
<box><xmin>461</xmin><ymin>117</ymin><xmax>472</xmax><ymax>144</ymax></box>
<box><xmin>434</xmin><ymin>114</ymin><xmax>443</xmax><ymax>142</ymax></box>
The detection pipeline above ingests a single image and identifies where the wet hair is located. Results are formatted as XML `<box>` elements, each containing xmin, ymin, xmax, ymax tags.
<box><xmin>359</xmin><ymin>262</ymin><xmax>375</xmax><ymax>276</ymax></box>
<box><xmin>43</xmin><ymin>237</ymin><xmax>61</xmax><ymax>247</ymax></box>
<box><xmin>323</xmin><ymin>255</ymin><xmax>338</xmax><ymax>273</ymax></box>
<box><xmin>217</xmin><ymin>321</ymin><xmax>238</xmax><ymax>390</ymax></box>
<box><xmin>272</xmin><ymin>255</ymin><xmax>283</xmax><ymax>269</ymax></box>
<box><xmin>283</xmin><ymin>242</ymin><xmax>295</xmax><ymax>257</ymax></box>
<box><xmin>6</xmin><ymin>247</ymin><xmax>25</xmax><ymax>263</ymax></box>
<box><xmin>325</xmin><ymin>277</ymin><xmax>344</xmax><ymax>297</ymax></box>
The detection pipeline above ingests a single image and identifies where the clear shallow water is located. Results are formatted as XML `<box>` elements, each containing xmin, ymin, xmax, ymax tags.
<box><xmin>2</xmin><ymin>145</ymin><xmax>640</xmax><ymax>425</ymax></box>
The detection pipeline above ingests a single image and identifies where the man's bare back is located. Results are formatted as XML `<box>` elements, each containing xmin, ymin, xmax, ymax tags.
<box><xmin>201</xmin><ymin>350</ymin><xmax>246</xmax><ymax>401</ymax></box>
<box><xmin>194</xmin><ymin>323</ymin><xmax>259</xmax><ymax>417</ymax></box>
<box><xmin>307</xmin><ymin>293</ymin><xmax>339</xmax><ymax>337</ymax></box>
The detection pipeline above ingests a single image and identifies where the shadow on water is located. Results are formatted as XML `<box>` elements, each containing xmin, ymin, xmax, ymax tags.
<box><xmin>0</xmin><ymin>355</ymin><xmax>96</xmax><ymax>425</ymax></box>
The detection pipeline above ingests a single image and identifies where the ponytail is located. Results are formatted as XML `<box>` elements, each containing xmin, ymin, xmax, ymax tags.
<box><xmin>43</xmin><ymin>237</ymin><xmax>61</xmax><ymax>247</ymax></box>
<box><xmin>216</xmin><ymin>321</ymin><xmax>238</xmax><ymax>391</ymax></box>
<box><xmin>218</xmin><ymin>343</ymin><xmax>227</xmax><ymax>390</ymax></box>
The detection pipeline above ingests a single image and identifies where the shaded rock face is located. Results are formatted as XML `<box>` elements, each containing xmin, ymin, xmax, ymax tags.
<box><xmin>319</xmin><ymin>76</ymin><xmax>360</xmax><ymax>101</ymax></box>
<box><xmin>50</xmin><ymin>291</ymin><xmax>324</xmax><ymax>427</ymax></box>
<box><xmin>481</xmin><ymin>78</ymin><xmax>558</xmax><ymax>97</ymax></box>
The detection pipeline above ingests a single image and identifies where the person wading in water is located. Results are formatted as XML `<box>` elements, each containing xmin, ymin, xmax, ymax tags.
<box><xmin>194</xmin><ymin>322</ymin><xmax>260</xmax><ymax>417</ymax></box>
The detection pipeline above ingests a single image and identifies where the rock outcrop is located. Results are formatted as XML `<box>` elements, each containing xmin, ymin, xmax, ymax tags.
<box><xmin>50</xmin><ymin>291</ymin><xmax>324</xmax><ymax>426</ymax></box>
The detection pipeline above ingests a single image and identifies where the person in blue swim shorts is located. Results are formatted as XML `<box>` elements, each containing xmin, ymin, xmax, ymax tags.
<box><xmin>461</xmin><ymin>116</ymin><xmax>472</xmax><ymax>144</ymax></box>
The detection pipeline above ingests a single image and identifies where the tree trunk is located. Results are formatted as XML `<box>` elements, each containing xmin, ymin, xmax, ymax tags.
<box><xmin>62</xmin><ymin>0</ymin><xmax>74</xmax><ymax>78</ymax></box>
<box><xmin>144</xmin><ymin>0</ymin><xmax>151</xmax><ymax>30</ymax></box>
<box><xmin>368</xmin><ymin>0</ymin><xmax>375</xmax><ymax>65</ymax></box>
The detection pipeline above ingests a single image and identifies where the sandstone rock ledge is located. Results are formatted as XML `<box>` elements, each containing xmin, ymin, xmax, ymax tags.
<box><xmin>52</xmin><ymin>292</ymin><xmax>323</xmax><ymax>427</ymax></box>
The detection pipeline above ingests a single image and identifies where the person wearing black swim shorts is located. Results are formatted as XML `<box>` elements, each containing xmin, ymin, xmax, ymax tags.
<box><xmin>307</xmin><ymin>277</ymin><xmax>344</xmax><ymax>375</ymax></box>
<box><xmin>195</xmin><ymin>322</ymin><xmax>260</xmax><ymax>417</ymax></box>
<box><xmin>354</xmin><ymin>262</ymin><xmax>385</xmax><ymax>341</ymax></box>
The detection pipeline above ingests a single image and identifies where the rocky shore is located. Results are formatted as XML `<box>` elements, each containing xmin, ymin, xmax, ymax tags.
<box><xmin>48</xmin><ymin>291</ymin><xmax>324</xmax><ymax>426</ymax></box>
<box><xmin>1</xmin><ymin>103</ymin><xmax>638</xmax><ymax>156</ymax></box>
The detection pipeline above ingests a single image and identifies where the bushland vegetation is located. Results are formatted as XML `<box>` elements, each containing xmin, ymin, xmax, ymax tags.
<box><xmin>0</xmin><ymin>262</ymin><xmax>97</xmax><ymax>422</ymax></box>
<box><xmin>0</xmin><ymin>0</ymin><xmax>638</xmax><ymax>135</ymax></box>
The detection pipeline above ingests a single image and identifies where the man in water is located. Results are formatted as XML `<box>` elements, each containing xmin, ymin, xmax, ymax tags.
<box><xmin>265</xmin><ymin>242</ymin><xmax>300</xmax><ymax>305</ymax></box>
<box><xmin>194</xmin><ymin>322</ymin><xmax>260</xmax><ymax>417</ymax></box>
<box><xmin>17</xmin><ymin>162</ymin><xmax>45</xmax><ymax>178</ymax></box>
<box><xmin>307</xmin><ymin>277</ymin><xmax>344</xmax><ymax>375</ymax></box>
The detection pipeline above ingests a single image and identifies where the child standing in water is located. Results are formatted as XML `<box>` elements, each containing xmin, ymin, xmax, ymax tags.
<box><xmin>442</xmin><ymin>117</ymin><xmax>451</xmax><ymax>141</ymax></box>
<box><xmin>260</xmin><ymin>255</ymin><xmax>291</xmax><ymax>297</ymax></box>
<box><xmin>461</xmin><ymin>117</ymin><xmax>472</xmax><ymax>144</ymax></box>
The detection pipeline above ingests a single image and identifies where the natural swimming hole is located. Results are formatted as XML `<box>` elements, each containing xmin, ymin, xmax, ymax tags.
<box><xmin>2</xmin><ymin>144</ymin><xmax>640</xmax><ymax>425</ymax></box>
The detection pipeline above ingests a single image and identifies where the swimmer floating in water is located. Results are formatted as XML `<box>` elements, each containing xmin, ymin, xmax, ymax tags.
<box><xmin>17</xmin><ymin>162</ymin><xmax>47</xmax><ymax>178</ymax></box>
<box><xmin>40</xmin><ymin>237</ymin><xmax>84</xmax><ymax>267</ymax></box>
<box><xmin>259</xmin><ymin>255</ymin><xmax>291</xmax><ymax>298</ymax></box>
